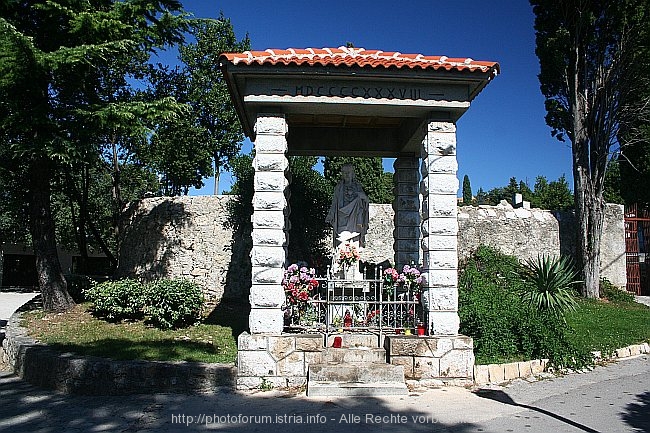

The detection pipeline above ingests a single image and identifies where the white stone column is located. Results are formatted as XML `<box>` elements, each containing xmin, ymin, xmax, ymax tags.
<box><xmin>249</xmin><ymin>114</ymin><xmax>289</xmax><ymax>334</ymax></box>
<box><xmin>393</xmin><ymin>157</ymin><xmax>420</xmax><ymax>269</ymax></box>
<box><xmin>420</xmin><ymin>121</ymin><xmax>460</xmax><ymax>335</ymax></box>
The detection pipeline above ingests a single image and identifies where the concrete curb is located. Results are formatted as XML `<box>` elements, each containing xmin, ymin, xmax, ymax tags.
<box><xmin>1</xmin><ymin>310</ymin><xmax>236</xmax><ymax>395</ymax></box>
<box><xmin>473</xmin><ymin>342</ymin><xmax>650</xmax><ymax>385</ymax></box>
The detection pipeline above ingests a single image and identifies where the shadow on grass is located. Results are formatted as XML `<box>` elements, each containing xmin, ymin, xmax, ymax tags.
<box><xmin>44</xmin><ymin>338</ymin><xmax>225</xmax><ymax>363</ymax></box>
<box><xmin>205</xmin><ymin>300</ymin><xmax>250</xmax><ymax>339</ymax></box>
<box><xmin>621</xmin><ymin>391</ymin><xmax>650</xmax><ymax>432</ymax></box>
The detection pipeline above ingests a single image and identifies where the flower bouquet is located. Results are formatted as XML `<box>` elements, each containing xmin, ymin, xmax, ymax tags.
<box><xmin>336</xmin><ymin>242</ymin><xmax>360</xmax><ymax>267</ymax></box>
<box><xmin>282</xmin><ymin>263</ymin><xmax>319</xmax><ymax>325</ymax></box>
<box><xmin>383</xmin><ymin>264</ymin><xmax>423</xmax><ymax>298</ymax></box>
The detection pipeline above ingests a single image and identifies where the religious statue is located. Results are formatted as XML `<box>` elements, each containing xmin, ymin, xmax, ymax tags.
<box><xmin>326</xmin><ymin>164</ymin><xmax>369</xmax><ymax>248</ymax></box>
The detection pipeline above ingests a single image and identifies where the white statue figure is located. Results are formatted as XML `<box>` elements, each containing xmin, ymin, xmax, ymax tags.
<box><xmin>326</xmin><ymin>164</ymin><xmax>369</xmax><ymax>248</ymax></box>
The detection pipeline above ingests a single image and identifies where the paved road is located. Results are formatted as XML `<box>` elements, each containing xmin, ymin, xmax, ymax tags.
<box><xmin>0</xmin><ymin>292</ymin><xmax>38</xmax><ymax>348</ymax></box>
<box><xmin>0</xmin><ymin>293</ymin><xmax>648</xmax><ymax>432</ymax></box>
<box><xmin>0</xmin><ymin>355</ymin><xmax>647</xmax><ymax>433</ymax></box>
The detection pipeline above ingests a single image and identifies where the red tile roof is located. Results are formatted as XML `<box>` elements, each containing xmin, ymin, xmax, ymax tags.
<box><xmin>220</xmin><ymin>46</ymin><xmax>499</xmax><ymax>74</ymax></box>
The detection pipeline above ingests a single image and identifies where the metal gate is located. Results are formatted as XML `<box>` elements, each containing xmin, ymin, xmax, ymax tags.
<box><xmin>624</xmin><ymin>204</ymin><xmax>650</xmax><ymax>295</ymax></box>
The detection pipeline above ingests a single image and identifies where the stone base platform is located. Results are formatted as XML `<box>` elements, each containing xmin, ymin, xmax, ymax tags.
<box><xmin>385</xmin><ymin>335</ymin><xmax>474</xmax><ymax>384</ymax></box>
<box><xmin>237</xmin><ymin>332</ymin><xmax>475</xmax><ymax>390</ymax></box>
<box><xmin>237</xmin><ymin>332</ymin><xmax>324</xmax><ymax>390</ymax></box>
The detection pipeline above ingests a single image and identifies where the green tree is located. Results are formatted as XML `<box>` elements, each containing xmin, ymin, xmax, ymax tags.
<box><xmin>484</xmin><ymin>177</ymin><xmax>532</xmax><ymax>205</ymax></box>
<box><xmin>323</xmin><ymin>156</ymin><xmax>393</xmax><ymax>203</ymax></box>
<box><xmin>530</xmin><ymin>0</ymin><xmax>650</xmax><ymax>297</ymax></box>
<box><xmin>0</xmin><ymin>0</ymin><xmax>187</xmax><ymax>311</ymax></box>
<box><xmin>603</xmin><ymin>157</ymin><xmax>624</xmax><ymax>204</ymax></box>
<box><xmin>531</xmin><ymin>175</ymin><xmax>574</xmax><ymax>211</ymax></box>
<box><xmin>148</xmin><ymin>15</ymin><xmax>250</xmax><ymax>195</ymax></box>
<box><xmin>228</xmin><ymin>154</ymin><xmax>331</xmax><ymax>272</ymax></box>
<box><xmin>476</xmin><ymin>187</ymin><xmax>487</xmax><ymax>205</ymax></box>
<box><xmin>462</xmin><ymin>175</ymin><xmax>473</xmax><ymax>206</ymax></box>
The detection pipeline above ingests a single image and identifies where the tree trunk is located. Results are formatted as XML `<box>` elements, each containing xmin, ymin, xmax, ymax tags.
<box><xmin>570</xmin><ymin>34</ymin><xmax>602</xmax><ymax>300</ymax></box>
<box><xmin>111</xmin><ymin>137</ymin><xmax>123</xmax><ymax>254</ymax></box>
<box><xmin>574</xmin><ymin>167</ymin><xmax>604</xmax><ymax>298</ymax></box>
<box><xmin>29</xmin><ymin>158</ymin><xmax>74</xmax><ymax>311</ymax></box>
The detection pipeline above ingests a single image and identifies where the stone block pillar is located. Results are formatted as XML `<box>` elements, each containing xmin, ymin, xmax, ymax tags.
<box><xmin>393</xmin><ymin>157</ymin><xmax>420</xmax><ymax>269</ymax></box>
<box><xmin>420</xmin><ymin>121</ymin><xmax>460</xmax><ymax>335</ymax></box>
<box><xmin>249</xmin><ymin>114</ymin><xmax>289</xmax><ymax>334</ymax></box>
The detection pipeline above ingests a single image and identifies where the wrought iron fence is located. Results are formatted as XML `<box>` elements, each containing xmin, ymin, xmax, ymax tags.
<box><xmin>283</xmin><ymin>270</ymin><xmax>427</xmax><ymax>340</ymax></box>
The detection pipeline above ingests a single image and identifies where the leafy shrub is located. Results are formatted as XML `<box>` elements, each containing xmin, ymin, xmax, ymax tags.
<box><xmin>600</xmin><ymin>278</ymin><xmax>635</xmax><ymax>303</ymax></box>
<box><xmin>459</xmin><ymin>246</ymin><xmax>592</xmax><ymax>368</ymax></box>
<box><xmin>84</xmin><ymin>279</ymin><xmax>146</xmax><ymax>321</ymax></box>
<box><xmin>144</xmin><ymin>279</ymin><xmax>204</xmax><ymax>329</ymax></box>
<box><xmin>519</xmin><ymin>255</ymin><xmax>580</xmax><ymax>317</ymax></box>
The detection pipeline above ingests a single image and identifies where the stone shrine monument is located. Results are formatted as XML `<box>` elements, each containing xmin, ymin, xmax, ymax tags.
<box><xmin>219</xmin><ymin>47</ymin><xmax>499</xmax><ymax>389</ymax></box>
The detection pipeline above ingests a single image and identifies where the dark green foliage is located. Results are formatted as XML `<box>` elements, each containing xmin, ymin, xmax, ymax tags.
<box><xmin>0</xmin><ymin>0</ymin><xmax>189</xmax><ymax>311</ymax></box>
<box><xmin>144</xmin><ymin>279</ymin><xmax>204</xmax><ymax>330</ymax></box>
<box><xmin>531</xmin><ymin>0</ymin><xmax>650</xmax><ymax>298</ymax></box>
<box><xmin>323</xmin><ymin>156</ymin><xmax>393</xmax><ymax>204</ymax></box>
<box><xmin>603</xmin><ymin>157</ymin><xmax>625</xmax><ymax>205</ymax></box>
<box><xmin>619</xmin><ymin>127</ymin><xmax>650</xmax><ymax>206</ymax></box>
<box><xmin>462</xmin><ymin>175</ymin><xmax>472</xmax><ymax>206</ymax></box>
<box><xmin>285</xmin><ymin>157</ymin><xmax>332</xmax><ymax>268</ymax></box>
<box><xmin>228</xmin><ymin>153</ymin><xmax>332</xmax><ymax>271</ymax></box>
<box><xmin>85</xmin><ymin>277</ymin><xmax>204</xmax><ymax>329</ymax></box>
<box><xmin>531</xmin><ymin>175</ymin><xmax>574</xmax><ymax>210</ymax></box>
<box><xmin>479</xmin><ymin>175</ymin><xmax>573</xmax><ymax>210</ymax></box>
<box><xmin>519</xmin><ymin>255</ymin><xmax>580</xmax><ymax>317</ymax></box>
<box><xmin>475</xmin><ymin>187</ymin><xmax>487</xmax><ymax>205</ymax></box>
<box><xmin>147</xmin><ymin>14</ymin><xmax>250</xmax><ymax>195</ymax></box>
<box><xmin>84</xmin><ymin>279</ymin><xmax>146</xmax><ymax>321</ymax></box>
<box><xmin>600</xmin><ymin>278</ymin><xmax>635</xmax><ymax>303</ymax></box>
<box><xmin>484</xmin><ymin>176</ymin><xmax>534</xmax><ymax>205</ymax></box>
<box><xmin>459</xmin><ymin>246</ymin><xmax>592</xmax><ymax>368</ymax></box>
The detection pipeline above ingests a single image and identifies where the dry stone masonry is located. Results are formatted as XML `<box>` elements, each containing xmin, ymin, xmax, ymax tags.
<box><xmin>118</xmin><ymin>198</ymin><xmax>626</xmax><ymax>301</ymax></box>
<box><xmin>117</xmin><ymin>195</ymin><xmax>249</xmax><ymax>301</ymax></box>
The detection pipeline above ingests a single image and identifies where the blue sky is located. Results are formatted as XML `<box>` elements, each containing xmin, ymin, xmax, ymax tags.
<box><xmin>182</xmin><ymin>0</ymin><xmax>573</xmax><ymax>196</ymax></box>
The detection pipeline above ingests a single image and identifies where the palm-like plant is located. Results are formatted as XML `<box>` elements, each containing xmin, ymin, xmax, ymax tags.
<box><xmin>519</xmin><ymin>255</ymin><xmax>581</xmax><ymax>317</ymax></box>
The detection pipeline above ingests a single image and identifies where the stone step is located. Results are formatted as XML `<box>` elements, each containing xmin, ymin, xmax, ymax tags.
<box><xmin>318</xmin><ymin>347</ymin><xmax>386</xmax><ymax>364</ymax></box>
<box><xmin>325</xmin><ymin>333</ymin><xmax>378</xmax><ymax>348</ymax></box>
<box><xmin>307</xmin><ymin>381</ymin><xmax>408</xmax><ymax>397</ymax></box>
<box><xmin>308</xmin><ymin>363</ymin><xmax>404</xmax><ymax>383</ymax></box>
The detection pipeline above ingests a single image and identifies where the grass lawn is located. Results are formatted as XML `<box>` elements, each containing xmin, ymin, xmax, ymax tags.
<box><xmin>22</xmin><ymin>302</ymin><xmax>246</xmax><ymax>364</ymax></box>
<box><xmin>566</xmin><ymin>298</ymin><xmax>650</xmax><ymax>355</ymax></box>
<box><xmin>20</xmin><ymin>298</ymin><xmax>650</xmax><ymax>365</ymax></box>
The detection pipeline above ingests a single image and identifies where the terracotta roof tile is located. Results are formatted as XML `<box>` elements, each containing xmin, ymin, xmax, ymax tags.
<box><xmin>220</xmin><ymin>46</ymin><xmax>499</xmax><ymax>74</ymax></box>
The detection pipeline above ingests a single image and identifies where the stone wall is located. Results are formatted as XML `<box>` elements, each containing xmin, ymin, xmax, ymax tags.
<box><xmin>117</xmin><ymin>195</ymin><xmax>250</xmax><ymax>301</ymax></box>
<box><xmin>117</xmin><ymin>197</ymin><xmax>627</xmax><ymax>301</ymax></box>
<box><xmin>456</xmin><ymin>203</ymin><xmax>626</xmax><ymax>288</ymax></box>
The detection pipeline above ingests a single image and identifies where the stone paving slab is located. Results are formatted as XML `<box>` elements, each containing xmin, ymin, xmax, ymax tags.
<box><xmin>0</xmin><ymin>355</ymin><xmax>648</xmax><ymax>432</ymax></box>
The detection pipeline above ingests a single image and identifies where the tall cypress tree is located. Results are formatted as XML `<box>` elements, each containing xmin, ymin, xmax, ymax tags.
<box><xmin>462</xmin><ymin>175</ymin><xmax>473</xmax><ymax>206</ymax></box>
